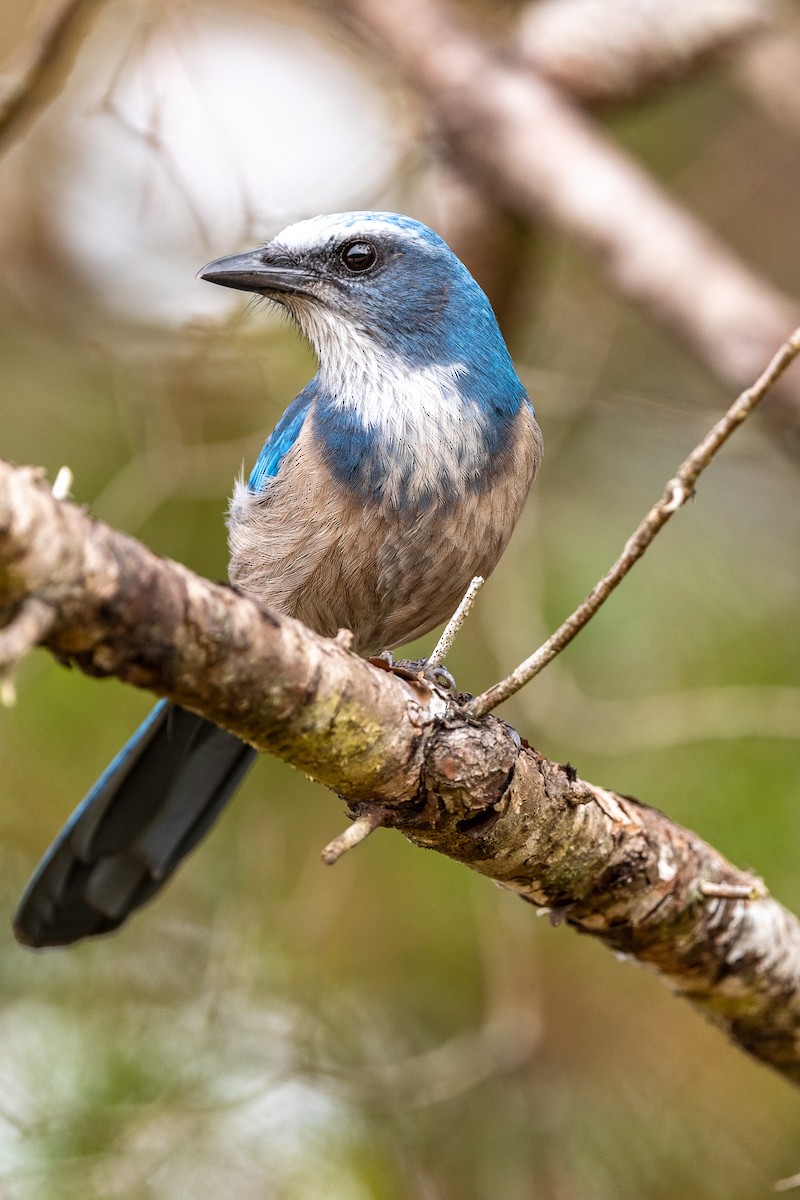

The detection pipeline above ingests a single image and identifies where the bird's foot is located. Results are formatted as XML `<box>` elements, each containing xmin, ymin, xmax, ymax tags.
<box><xmin>399</xmin><ymin>657</ymin><xmax>458</xmax><ymax>692</ymax></box>
<box><xmin>368</xmin><ymin>652</ymin><xmax>468</xmax><ymax>698</ymax></box>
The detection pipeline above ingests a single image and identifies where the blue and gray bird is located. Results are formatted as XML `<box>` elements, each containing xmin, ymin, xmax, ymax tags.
<box><xmin>14</xmin><ymin>211</ymin><xmax>542</xmax><ymax>948</ymax></box>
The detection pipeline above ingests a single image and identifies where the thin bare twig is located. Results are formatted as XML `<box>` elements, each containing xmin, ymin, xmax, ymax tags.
<box><xmin>467</xmin><ymin>325</ymin><xmax>800</xmax><ymax>717</ymax></box>
<box><xmin>428</xmin><ymin>575</ymin><xmax>484</xmax><ymax>667</ymax></box>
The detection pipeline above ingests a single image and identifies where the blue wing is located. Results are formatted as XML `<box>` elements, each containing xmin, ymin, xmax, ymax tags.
<box><xmin>247</xmin><ymin>381</ymin><xmax>316</xmax><ymax>493</ymax></box>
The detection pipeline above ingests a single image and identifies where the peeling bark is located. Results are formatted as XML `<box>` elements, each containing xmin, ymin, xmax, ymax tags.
<box><xmin>411</xmin><ymin>739</ymin><xmax>800</xmax><ymax>1080</ymax></box>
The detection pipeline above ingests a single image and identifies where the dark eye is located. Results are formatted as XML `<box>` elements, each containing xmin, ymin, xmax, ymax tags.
<box><xmin>340</xmin><ymin>241</ymin><xmax>377</xmax><ymax>273</ymax></box>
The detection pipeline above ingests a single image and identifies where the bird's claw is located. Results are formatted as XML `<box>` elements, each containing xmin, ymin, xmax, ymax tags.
<box><xmin>385</xmin><ymin>656</ymin><xmax>459</xmax><ymax>692</ymax></box>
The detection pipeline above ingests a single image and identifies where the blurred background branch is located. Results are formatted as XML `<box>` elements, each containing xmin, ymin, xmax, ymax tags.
<box><xmin>517</xmin><ymin>0</ymin><xmax>773</xmax><ymax>104</ymax></box>
<box><xmin>0</xmin><ymin>0</ymin><xmax>105</xmax><ymax>151</ymax></box>
<box><xmin>331</xmin><ymin>0</ymin><xmax>800</xmax><ymax>456</ymax></box>
<box><xmin>1</xmin><ymin>0</ymin><xmax>800</xmax><ymax>1195</ymax></box>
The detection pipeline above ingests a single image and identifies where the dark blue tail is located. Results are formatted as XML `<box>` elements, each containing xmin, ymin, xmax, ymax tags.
<box><xmin>14</xmin><ymin>702</ymin><xmax>257</xmax><ymax>948</ymax></box>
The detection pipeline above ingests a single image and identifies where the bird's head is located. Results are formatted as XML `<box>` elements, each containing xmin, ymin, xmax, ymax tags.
<box><xmin>200</xmin><ymin>212</ymin><xmax>521</xmax><ymax>398</ymax></box>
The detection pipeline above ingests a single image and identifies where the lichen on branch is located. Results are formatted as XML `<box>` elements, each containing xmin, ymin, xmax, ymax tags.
<box><xmin>2</xmin><ymin>455</ymin><xmax>800</xmax><ymax>1084</ymax></box>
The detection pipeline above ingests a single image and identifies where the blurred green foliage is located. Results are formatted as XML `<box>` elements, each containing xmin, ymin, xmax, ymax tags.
<box><xmin>2</xmin><ymin>2</ymin><xmax>800</xmax><ymax>1197</ymax></box>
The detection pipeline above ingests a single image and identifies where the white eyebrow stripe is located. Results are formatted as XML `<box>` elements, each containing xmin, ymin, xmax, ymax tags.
<box><xmin>274</xmin><ymin>212</ymin><xmax>432</xmax><ymax>254</ymax></box>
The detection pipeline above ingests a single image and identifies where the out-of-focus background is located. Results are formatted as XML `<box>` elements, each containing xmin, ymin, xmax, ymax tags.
<box><xmin>2</xmin><ymin>0</ymin><xmax>800</xmax><ymax>1196</ymax></box>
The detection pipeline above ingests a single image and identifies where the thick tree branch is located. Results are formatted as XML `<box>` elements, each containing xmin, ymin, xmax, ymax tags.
<box><xmin>0</xmin><ymin>464</ymin><xmax>432</xmax><ymax>802</ymax></box>
<box><xmin>330</xmin><ymin>0</ymin><xmax>800</xmax><ymax>451</ymax></box>
<box><xmin>2</xmin><ymin>456</ymin><xmax>800</xmax><ymax>1084</ymax></box>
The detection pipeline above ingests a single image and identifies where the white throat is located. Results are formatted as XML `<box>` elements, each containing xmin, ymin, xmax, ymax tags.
<box><xmin>287</xmin><ymin>298</ymin><xmax>490</xmax><ymax>507</ymax></box>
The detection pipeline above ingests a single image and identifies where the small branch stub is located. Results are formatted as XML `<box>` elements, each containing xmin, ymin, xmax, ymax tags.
<box><xmin>774</xmin><ymin>1170</ymin><xmax>800</xmax><ymax>1193</ymax></box>
<box><xmin>321</xmin><ymin>808</ymin><xmax>386</xmax><ymax>865</ymax></box>
<box><xmin>0</xmin><ymin>464</ymin><xmax>72</xmax><ymax>704</ymax></box>
<box><xmin>51</xmin><ymin>465</ymin><xmax>73</xmax><ymax>500</ymax></box>
<box><xmin>0</xmin><ymin>596</ymin><xmax>56</xmax><ymax>706</ymax></box>
<box><xmin>700</xmin><ymin>879</ymin><xmax>767</xmax><ymax>901</ymax></box>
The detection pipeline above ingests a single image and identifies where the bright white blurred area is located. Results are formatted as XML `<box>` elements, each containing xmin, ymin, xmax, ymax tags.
<box><xmin>0</xmin><ymin>993</ymin><xmax>370</xmax><ymax>1199</ymax></box>
<box><xmin>3</xmin><ymin>0</ymin><xmax>402</xmax><ymax>324</ymax></box>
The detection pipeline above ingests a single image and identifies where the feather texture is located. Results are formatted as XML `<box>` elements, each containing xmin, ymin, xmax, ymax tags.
<box><xmin>15</xmin><ymin>211</ymin><xmax>542</xmax><ymax>948</ymax></box>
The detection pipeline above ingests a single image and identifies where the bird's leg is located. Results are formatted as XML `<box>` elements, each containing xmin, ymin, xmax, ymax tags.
<box><xmin>365</xmin><ymin>577</ymin><xmax>486</xmax><ymax>694</ymax></box>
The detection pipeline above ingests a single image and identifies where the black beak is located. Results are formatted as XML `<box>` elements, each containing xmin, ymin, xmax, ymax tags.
<box><xmin>198</xmin><ymin>246</ymin><xmax>312</xmax><ymax>296</ymax></box>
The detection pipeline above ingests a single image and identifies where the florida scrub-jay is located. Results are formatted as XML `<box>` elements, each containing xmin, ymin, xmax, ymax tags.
<box><xmin>14</xmin><ymin>211</ymin><xmax>542</xmax><ymax>948</ymax></box>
